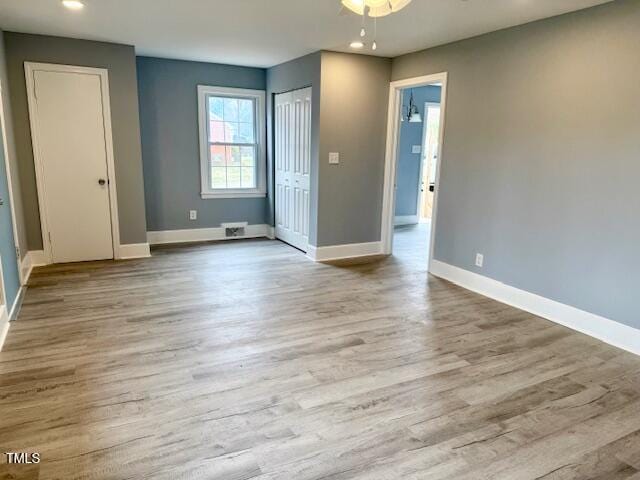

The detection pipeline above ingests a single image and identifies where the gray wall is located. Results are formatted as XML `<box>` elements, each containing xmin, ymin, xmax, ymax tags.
<box><xmin>392</xmin><ymin>0</ymin><xmax>640</xmax><ymax>328</ymax></box>
<box><xmin>395</xmin><ymin>85</ymin><xmax>441</xmax><ymax>217</ymax></box>
<box><xmin>137</xmin><ymin>56</ymin><xmax>266</xmax><ymax>231</ymax></box>
<box><xmin>266</xmin><ymin>52</ymin><xmax>321</xmax><ymax>244</ymax></box>
<box><xmin>317</xmin><ymin>51</ymin><xmax>391</xmax><ymax>247</ymax></box>
<box><xmin>4</xmin><ymin>32</ymin><xmax>148</xmax><ymax>248</ymax></box>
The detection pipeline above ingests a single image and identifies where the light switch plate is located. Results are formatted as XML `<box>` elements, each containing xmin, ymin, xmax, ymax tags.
<box><xmin>329</xmin><ymin>152</ymin><xmax>340</xmax><ymax>164</ymax></box>
<box><xmin>412</xmin><ymin>145</ymin><xmax>422</xmax><ymax>154</ymax></box>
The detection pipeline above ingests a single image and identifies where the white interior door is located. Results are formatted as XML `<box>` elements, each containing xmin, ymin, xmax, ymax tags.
<box><xmin>27</xmin><ymin>65</ymin><xmax>115</xmax><ymax>264</ymax></box>
<box><xmin>418</xmin><ymin>102</ymin><xmax>441</xmax><ymax>221</ymax></box>
<box><xmin>275</xmin><ymin>87</ymin><xmax>311</xmax><ymax>252</ymax></box>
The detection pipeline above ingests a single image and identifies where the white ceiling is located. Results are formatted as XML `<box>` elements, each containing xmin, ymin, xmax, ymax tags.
<box><xmin>0</xmin><ymin>0</ymin><xmax>613</xmax><ymax>68</ymax></box>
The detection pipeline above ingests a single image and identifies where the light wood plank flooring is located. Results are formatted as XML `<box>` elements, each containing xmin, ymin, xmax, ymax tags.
<box><xmin>1</xmin><ymin>225</ymin><xmax>640</xmax><ymax>479</ymax></box>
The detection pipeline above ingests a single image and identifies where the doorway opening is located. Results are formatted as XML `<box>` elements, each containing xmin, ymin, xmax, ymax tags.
<box><xmin>381</xmin><ymin>73</ymin><xmax>448</xmax><ymax>270</ymax></box>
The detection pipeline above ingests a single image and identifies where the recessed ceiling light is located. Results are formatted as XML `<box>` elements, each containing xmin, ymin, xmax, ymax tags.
<box><xmin>350</xmin><ymin>41</ymin><xmax>364</xmax><ymax>49</ymax></box>
<box><xmin>62</xmin><ymin>0</ymin><xmax>84</xmax><ymax>10</ymax></box>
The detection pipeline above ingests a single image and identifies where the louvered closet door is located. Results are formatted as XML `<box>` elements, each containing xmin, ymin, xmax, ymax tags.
<box><xmin>275</xmin><ymin>87</ymin><xmax>311</xmax><ymax>252</ymax></box>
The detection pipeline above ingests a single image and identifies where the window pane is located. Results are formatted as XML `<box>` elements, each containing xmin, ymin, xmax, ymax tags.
<box><xmin>211</xmin><ymin>167</ymin><xmax>226</xmax><ymax>189</ymax></box>
<box><xmin>201</xmin><ymin>91</ymin><xmax>262</xmax><ymax>194</ymax></box>
<box><xmin>210</xmin><ymin>121</ymin><xmax>224</xmax><ymax>142</ymax></box>
<box><xmin>241</xmin><ymin>166</ymin><xmax>255</xmax><ymax>188</ymax></box>
<box><xmin>239</xmin><ymin>99</ymin><xmax>253</xmax><ymax>123</ymax></box>
<box><xmin>240</xmin><ymin>146</ymin><xmax>255</xmax><ymax>166</ymax></box>
<box><xmin>224</xmin><ymin>122</ymin><xmax>238</xmax><ymax>143</ymax></box>
<box><xmin>227</xmin><ymin>167</ymin><xmax>241</xmax><ymax>188</ymax></box>
<box><xmin>223</xmin><ymin>98</ymin><xmax>238</xmax><ymax>122</ymax></box>
<box><xmin>210</xmin><ymin>145</ymin><xmax>225</xmax><ymax>166</ymax></box>
<box><xmin>227</xmin><ymin>146</ymin><xmax>241</xmax><ymax>166</ymax></box>
<box><xmin>209</xmin><ymin>97</ymin><xmax>224</xmax><ymax>121</ymax></box>
<box><xmin>238</xmin><ymin>122</ymin><xmax>254</xmax><ymax>143</ymax></box>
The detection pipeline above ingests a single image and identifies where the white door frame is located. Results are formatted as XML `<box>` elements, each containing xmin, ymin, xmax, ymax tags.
<box><xmin>381</xmin><ymin>72</ymin><xmax>448</xmax><ymax>271</ymax></box>
<box><xmin>0</xmin><ymin>79</ymin><xmax>23</xmax><ymax>284</ymax></box>
<box><xmin>415</xmin><ymin>101</ymin><xmax>442</xmax><ymax>222</ymax></box>
<box><xmin>24</xmin><ymin>62</ymin><xmax>121</xmax><ymax>263</ymax></box>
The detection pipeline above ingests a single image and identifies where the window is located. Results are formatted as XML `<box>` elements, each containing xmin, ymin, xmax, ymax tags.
<box><xmin>198</xmin><ymin>86</ymin><xmax>266</xmax><ymax>198</ymax></box>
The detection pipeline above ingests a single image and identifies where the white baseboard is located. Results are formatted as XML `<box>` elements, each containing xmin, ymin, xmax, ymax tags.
<box><xmin>118</xmin><ymin>243</ymin><xmax>151</xmax><ymax>259</ymax></box>
<box><xmin>307</xmin><ymin>241</ymin><xmax>383</xmax><ymax>262</ymax></box>
<box><xmin>430</xmin><ymin>260</ymin><xmax>640</xmax><ymax>356</ymax></box>
<box><xmin>147</xmin><ymin>224</ymin><xmax>273</xmax><ymax>246</ymax></box>
<box><xmin>21</xmin><ymin>243</ymin><xmax>151</xmax><ymax>274</ymax></box>
<box><xmin>394</xmin><ymin>215</ymin><xmax>419</xmax><ymax>226</ymax></box>
<box><xmin>19</xmin><ymin>255</ymin><xmax>29</xmax><ymax>285</ymax></box>
<box><xmin>0</xmin><ymin>305</ymin><xmax>9</xmax><ymax>352</ymax></box>
<box><xmin>266</xmin><ymin>225</ymin><xmax>275</xmax><ymax>240</ymax></box>
<box><xmin>8</xmin><ymin>286</ymin><xmax>24</xmax><ymax>321</ymax></box>
<box><xmin>20</xmin><ymin>250</ymin><xmax>47</xmax><ymax>285</ymax></box>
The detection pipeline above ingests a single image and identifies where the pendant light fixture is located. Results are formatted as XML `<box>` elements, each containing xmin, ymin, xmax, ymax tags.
<box><xmin>402</xmin><ymin>90</ymin><xmax>422</xmax><ymax>123</ymax></box>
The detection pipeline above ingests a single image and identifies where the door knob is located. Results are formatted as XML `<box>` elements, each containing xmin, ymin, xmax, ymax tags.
<box><xmin>98</xmin><ymin>179</ymin><xmax>107</xmax><ymax>186</ymax></box>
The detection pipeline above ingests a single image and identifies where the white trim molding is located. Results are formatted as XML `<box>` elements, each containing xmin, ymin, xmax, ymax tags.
<box><xmin>430</xmin><ymin>260</ymin><xmax>640</xmax><ymax>356</ymax></box>
<box><xmin>307</xmin><ymin>241</ymin><xmax>383</xmax><ymax>262</ymax></box>
<box><xmin>0</xmin><ymin>79</ymin><xmax>23</xmax><ymax>287</ymax></box>
<box><xmin>197</xmin><ymin>85</ymin><xmax>267</xmax><ymax>199</ymax></box>
<box><xmin>2</xmin><ymin>288</ymin><xmax>28</xmax><ymax>350</ymax></box>
<box><xmin>394</xmin><ymin>215</ymin><xmax>419</xmax><ymax>226</ymax></box>
<box><xmin>8</xmin><ymin>286</ymin><xmax>25</xmax><ymax>321</ymax></box>
<box><xmin>20</xmin><ymin>250</ymin><xmax>48</xmax><ymax>285</ymax></box>
<box><xmin>382</xmin><ymin>72</ymin><xmax>448</xmax><ymax>272</ymax></box>
<box><xmin>118</xmin><ymin>243</ymin><xmax>151</xmax><ymax>259</ymax></box>
<box><xmin>0</xmin><ymin>305</ymin><xmax>9</xmax><ymax>352</ymax></box>
<box><xmin>147</xmin><ymin>224</ymin><xmax>273</xmax><ymax>246</ymax></box>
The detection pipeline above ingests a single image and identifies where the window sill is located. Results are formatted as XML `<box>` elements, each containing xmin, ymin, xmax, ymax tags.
<box><xmin>201</xmin><ymin>191</ymin><xmax>267</xmax><ymax>199</ymax></box>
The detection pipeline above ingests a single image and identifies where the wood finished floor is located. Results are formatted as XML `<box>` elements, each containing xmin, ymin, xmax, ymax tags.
<box><xmin>2</xmin><ymin>224</ymin><xmax>640</xmax><ymax>479</ymax></box>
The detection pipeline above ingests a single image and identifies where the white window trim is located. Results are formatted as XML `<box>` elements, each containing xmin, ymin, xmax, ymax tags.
<box><xmin>197</xmin><ymin>85</ymin><xmax>266</xmax><ymax>199</ymax></box>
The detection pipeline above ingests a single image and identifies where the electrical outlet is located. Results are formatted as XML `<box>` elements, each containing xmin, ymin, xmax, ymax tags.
<box><xmin>189</xmin><ymin>210</ymin><xmax>197</xmax><ymax>220</ymax></box>
<box><xmin>475</xmin><ymin>253</ymin><xmax>484</xmax><ymax>268</ymax></box>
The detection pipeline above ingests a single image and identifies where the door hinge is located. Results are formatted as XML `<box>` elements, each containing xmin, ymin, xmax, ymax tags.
<box><xmin>48</xmin><ymin>231</ymin><xmax>52</xmax><ymax>243</ymax></box>
<box><xmin>15</xmin><ymin>247</ymin><xmax>20</xmax><ymax>259</ymax></box>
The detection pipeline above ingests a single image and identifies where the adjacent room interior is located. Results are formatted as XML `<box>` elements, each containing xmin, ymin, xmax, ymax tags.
<box><xmin>1</xmin><ymin>0</ymin><xmax>639</xmax><ymax>478</ymax></box>
<box><xmin>392</xmin><ymin>82</ymin><xmax>443</xmax><ymax>264</ymax></box>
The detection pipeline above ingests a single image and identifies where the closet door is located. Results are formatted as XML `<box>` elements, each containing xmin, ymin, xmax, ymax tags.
<box><xmin>275</xmin><ymin>87</ymin><xmax>311</xmax><ymax>252</ymax></box>
<box><xmin>26</xmin><ymin>63</ymin><xmax>115</xmax><ymax>263</ymax></box>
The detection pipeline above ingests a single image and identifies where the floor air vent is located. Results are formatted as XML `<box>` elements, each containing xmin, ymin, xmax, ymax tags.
<box><xmin>221</xmin><ymin>222</ymin><xmax>248</xmax><ymax>238</ymax></box>
<box><xmin>225</xmin><ymin>227</ymin><xmax>245</xmax><ymax>237</ymax></box>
